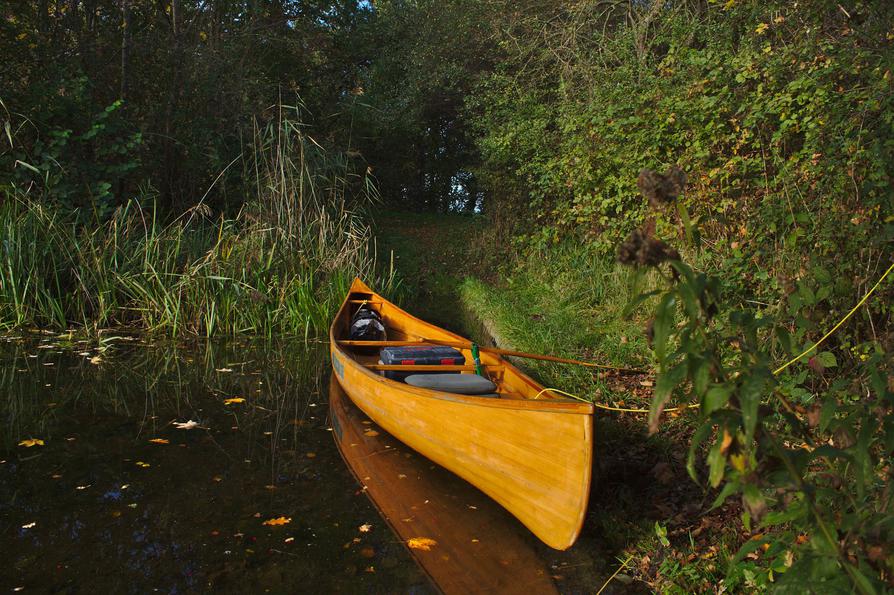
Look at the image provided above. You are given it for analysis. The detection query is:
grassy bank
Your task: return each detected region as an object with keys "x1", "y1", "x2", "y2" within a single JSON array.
[{"x1": 0, "y1": 117, "x2": 392, "y2": 337}]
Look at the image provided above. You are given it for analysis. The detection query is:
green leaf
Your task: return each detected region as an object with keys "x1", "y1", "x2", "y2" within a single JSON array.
[
  {"x1": 687, "y1": 420, "x2": 714, "y2": 481},
  {"x1": 652, "y1": 293, "x2": 676, "y2": 361},
  {"x1": 703, "y1": 385, "x2": 732, "y2": 415},
  {"x1": 815, "y1": 351, "x2": 837, "y2": 368},
  {"x1": 654, "y1": 521, "x2": 670, "y2": 547},
  {"x1": 740, "y1": 372, "x2": 768, "y2": 443},
  {"x1": 711, "y1": 480, "x2": 740, "y2": 509},
  {"x1": 649, "y1": 361, "x2": 687, "y2": 434},
  {"x1": 849, "y1": 565, "x2": 880, "y2": 595}
]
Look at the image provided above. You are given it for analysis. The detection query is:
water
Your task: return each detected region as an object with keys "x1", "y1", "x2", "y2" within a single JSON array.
[{"x1": 0, "y1": 334, "x2": 429, "y2": 593}]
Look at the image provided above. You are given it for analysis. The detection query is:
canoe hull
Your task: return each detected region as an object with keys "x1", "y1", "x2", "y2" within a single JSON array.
[{"x1": 330, "y1": 279, "x2": 593, "y2": 550}]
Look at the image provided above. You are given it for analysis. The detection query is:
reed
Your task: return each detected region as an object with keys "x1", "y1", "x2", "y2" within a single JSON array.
[{"x1": 0, "y1": 111, "x2": 392, "y2": 337}]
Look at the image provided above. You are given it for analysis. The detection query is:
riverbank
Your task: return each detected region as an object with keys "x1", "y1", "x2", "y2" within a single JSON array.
[{"x1": 372, "y1": 211, "x2": 749, "y2": 592}]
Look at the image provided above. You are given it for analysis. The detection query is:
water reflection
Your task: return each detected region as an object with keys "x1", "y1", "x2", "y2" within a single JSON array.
[
  {"x1": 329, "y1": 376, "x2": 558, "y2": 595},
  {"x1": 0, "y1": 334, "x2": 427, "y2": 593}
]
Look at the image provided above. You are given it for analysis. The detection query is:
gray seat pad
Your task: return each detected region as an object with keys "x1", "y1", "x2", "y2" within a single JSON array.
[{"x1": 405, "y1": 373, "x2": 498, "y2": 396}]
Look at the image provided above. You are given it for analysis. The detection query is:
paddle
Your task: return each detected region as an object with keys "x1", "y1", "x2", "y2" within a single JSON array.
[{"x1": 336, "y1": 339, "x2": 645, "y2": 374}]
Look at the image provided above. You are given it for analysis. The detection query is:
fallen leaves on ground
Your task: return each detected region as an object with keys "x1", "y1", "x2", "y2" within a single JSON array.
[
  {"x1": 18, "y1": 438, "x2": 44, "y2": 447},
  {"x1": 358, "y1": 523, "x2": 372, "y2": 532},
  {"x1": 263, "y1": 517, "x2": 292, "y2": 526},
  {"x1": 149, "y1": 438, "x2": 169, "y2": 444},
  {"x1": 223, "y1": 397, "x2": 245, "y2": 405},
  {"x1": 173, "y1": 420, "x2": 200, "y2": 430},
  {"x1": 407, "y1": 537, "x2": 437, "y2": 551}
]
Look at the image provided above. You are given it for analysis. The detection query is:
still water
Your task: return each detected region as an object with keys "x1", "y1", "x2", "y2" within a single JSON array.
[{"x1": 0, "y1": 334, "x2": 430, "y2": 593}]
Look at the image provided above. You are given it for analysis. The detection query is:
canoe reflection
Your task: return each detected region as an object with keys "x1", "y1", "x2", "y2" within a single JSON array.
[{"x1": 329, "y1": 376, "x2": 558, "y2": 595}]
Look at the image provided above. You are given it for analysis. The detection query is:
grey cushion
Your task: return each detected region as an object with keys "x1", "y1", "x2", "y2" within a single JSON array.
[{"x1": 405, "y1": 374, "x2": 498, "y2": 396}]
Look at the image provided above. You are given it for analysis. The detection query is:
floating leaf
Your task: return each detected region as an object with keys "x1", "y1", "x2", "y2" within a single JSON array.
[
  {"x1": 18, "y1": 438, "x2": 44, "y2": 447},
  {"x1": 223, "y1": 397, "x2": 245, "y2": 405},
  {"x1": 173, "y1": 420, "x2": 200, "y2": 430},
  {"x1": 359, "y1": 523, "x2": 372, "y2": 533},
  {"x1": 407, "y1": 537, "x2": 438, "y2": 551},
  {"x1": 149, "y1": 438, "x2": 169, "y2": 444},
  {"x1": 263, "y1": 517, "x2": 292, "y2": 526}
]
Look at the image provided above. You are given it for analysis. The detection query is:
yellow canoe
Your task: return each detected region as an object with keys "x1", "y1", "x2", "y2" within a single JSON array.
[{"x1": 329, "y1": 278, "x2": 593, "y2": 550}]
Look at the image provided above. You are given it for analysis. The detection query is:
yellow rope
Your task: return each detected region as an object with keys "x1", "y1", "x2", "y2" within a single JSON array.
[
  {"x1": 772, "y1": 261, "x2": 894, "y2": 375},
  {"x1": 595, "y1": 555, "x2": 634, "y2": 595},
  {"x1": 534, "y1": 387, "x2": 698, "y2": 413},
  {"x1": 539, "y1": 261, "x2": 893, "y2": 414}
]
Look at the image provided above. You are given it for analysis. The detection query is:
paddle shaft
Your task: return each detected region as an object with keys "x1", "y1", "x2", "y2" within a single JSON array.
[{"x1": 337, "y1": 339, "x2": 644, "y2": 374}]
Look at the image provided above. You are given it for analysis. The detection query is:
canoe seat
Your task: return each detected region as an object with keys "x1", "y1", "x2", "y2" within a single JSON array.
[{"x1": 405, "y1": 374, "x2": 498, "y2": 396}]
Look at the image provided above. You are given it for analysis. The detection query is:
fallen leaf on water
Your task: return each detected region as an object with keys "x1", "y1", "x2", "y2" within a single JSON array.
[
  {"x1": 149, "y1": 438, "x2": 169, "y2": 444},
  {"x1": 263, "y1": 517, "x2": 292, "y2": 526},
  {"x1": 21, "y1": 522, "x2": 36, "y2": 529},
  {"x1": 358, "y1": 523, "x2": 372, "y2": 533},
  {"x1": 363, "y1": 429, "x2": 379, "y2": 437},
  {"x1": 18, "y1": 438, "x2": 44, "y2": 447},
  {"x1": 407, "y1": 537, "x2": 437, "y2": 551},
  {"x1": 135, "y1": 461, "x2": 150, "y2": 468},
  {"x1": 223, "y1": 397, "x2": 245, "y2": 405},
  {"x1": 173, "y1": 420, "x2": 200, "y2": 430}
]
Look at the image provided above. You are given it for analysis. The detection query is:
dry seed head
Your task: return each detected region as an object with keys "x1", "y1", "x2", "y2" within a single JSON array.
[
  {"x1": 618, "y1": 227, "x2": 680, "y2": 267},
  {"x1": 637, "y1": 166, "x2": 687, "y2": 208}
]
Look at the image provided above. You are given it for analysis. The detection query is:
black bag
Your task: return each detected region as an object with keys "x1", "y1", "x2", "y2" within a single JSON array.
[{"x1": 349, "y1": 305, "x2": 386, "y2": 341}]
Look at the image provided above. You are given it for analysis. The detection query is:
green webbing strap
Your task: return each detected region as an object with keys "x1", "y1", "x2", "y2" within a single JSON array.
[{"x1": 471, "y1": 343, "x2": 483, "y2": 376}]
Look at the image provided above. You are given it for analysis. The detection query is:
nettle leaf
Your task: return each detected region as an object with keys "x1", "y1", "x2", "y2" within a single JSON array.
[{"x1": 815, "y1": 351, "x2": 837, "y2": 368}]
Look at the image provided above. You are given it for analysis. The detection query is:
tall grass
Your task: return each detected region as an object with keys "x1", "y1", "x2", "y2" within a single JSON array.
[{"x1": 0, "y1": 111, "x2": 391, "y2": 337}]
